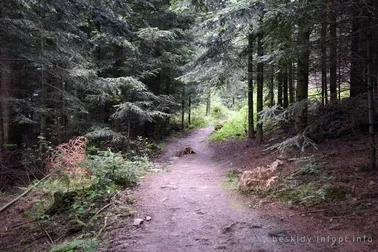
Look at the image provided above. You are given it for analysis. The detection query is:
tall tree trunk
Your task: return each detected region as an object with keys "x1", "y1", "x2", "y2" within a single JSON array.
[
  {"x1": 338, "y1": 55, "x2": 342, "y2": 100},
  {"x1": 283, "y1": 65, "x2": 289, "y2": 108},
  {"x1": 181, "y1": 86, "x2": 185, "y2": 130},
  {"x1": 188, "y1": 96, "x2": 191, "y2": 126},
  {"x1": 367, "y1": 26, "x2": 376, "y2": 170},
  {"x1": 0, "y1": 50, "x2": 11, "y2": 146},
  {"x1": 295, "y1": 9, "x2": 310, "y2": 131},
  {"x1": 277, "y1": 70, "x2": 283, "y2": 106},
  {"x1": 0, "y1": 101, "x2": 3, "y2": 150},
  {"x1": 321, "y1": 21, "x2": 328, "y2": 105},
  {"x1": 58, "y1": 78, "x2": 66, "y2": 143},
  {"x1": 206, "y1": 89, "x2": 211, "y2": 116},
  {"x1": 329, "y1": 6, "x2": 337, "y2": 101},
  {"x1": 269, "y1": 66, "x2": 275, "y2": 107},
  {"x1": 288, "y1": 60, "x2": 294, "y2": 104},
  {"x1": 248, "y1": 33, "x2": 255, "y2": 138},
  {"x1": 256, "y1": 26, "x2": 264, "y2": 143},
  {"x1": 350, "y1": 9, "x2": 366, "y2": 97}
]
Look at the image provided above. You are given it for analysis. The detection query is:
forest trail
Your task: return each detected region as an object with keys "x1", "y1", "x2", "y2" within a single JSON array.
[{"x1": 103, "y1": 127, "x2": 325, "y2": 252}]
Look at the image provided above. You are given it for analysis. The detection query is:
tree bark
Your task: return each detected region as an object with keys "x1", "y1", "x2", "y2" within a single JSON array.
[
  {"x1": 181, "y1": 86, "x2": 185, "y2": 130},
  {"x1": 283, "y1": 65, "x2": 289, "y2": 108},
  {"x1": 295, "y1": 9, "x2": 310, "y2": 132},
  {"x1": 350, "y1": 9, "x2": 366, "y2": 97},
  {"x1": 248, "y1": 33, "x2": 255, "y2": 139},
  {"x1": 0, "y1": 50, "x2": 11, "y2": 146},
  {"x1": 206, "y1": 89, "x2": 211, "y2": 116},
  {"x1": 188, "y1": 96, "x2": 191, "y2": 125},
  {"x1": 277, "y1": 69, "x2": 283, "y2": 106},
  {"x1": 0, "y1": 100, "x2": 3, "y2": 150},
  {"x1": 256, "y1": 26, "x2": 264, "y2": 144},
  {"x1": 321, "y1": 21, "x2": 328, "y2": 105},
  {"x1": 329, "y1": 6, "x2": 337, "y2": 101},
  {"x1": 367, "y1": 26, "x2": 376, "y2": 170},
  {"x1": 288, "y1": 60, "x2": 294, "y2": 104},
  {"x1": 269, "y1": 66, "x2": 275, "y2": 107}
]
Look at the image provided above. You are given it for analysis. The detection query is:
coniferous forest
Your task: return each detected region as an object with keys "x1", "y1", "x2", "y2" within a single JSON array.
[{"x1": 1, "y1": 0, "x2": 378, "y2": 251}]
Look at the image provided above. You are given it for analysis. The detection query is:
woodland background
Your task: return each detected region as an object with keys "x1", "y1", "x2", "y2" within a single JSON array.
[{"x1": 1, "y1": 0, "x2": 378, "y2": 250}]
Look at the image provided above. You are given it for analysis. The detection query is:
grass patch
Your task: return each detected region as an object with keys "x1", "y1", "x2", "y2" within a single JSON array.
[
  {"x1": 221, "y1": 169, "x2": 242, "y2": 190},
  {"x1": 210, "y1": 106, "x2": 248, "y2": 142},
  {"x1": 275, "y1": 184, "x2": 324, "y2": 205},
  {"x1": 308, "y1": 85, "x2": 350, "y2": 101},
  {"x1": 188, "y1": 115, "x2": 213, "y2": 129}
]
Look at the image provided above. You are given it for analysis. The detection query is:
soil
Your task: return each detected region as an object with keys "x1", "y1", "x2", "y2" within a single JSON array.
[{"x1": 100, "y1": 127, "x2": 378, "y2": 252}]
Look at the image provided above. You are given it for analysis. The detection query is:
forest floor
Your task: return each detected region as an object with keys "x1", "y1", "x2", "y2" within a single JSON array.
[
  {"x1": 100, "y1": 126, "x2": 378, "y2": 252},
  {"x1": 1, "y1": 126, "x2": 377, "y2": 251}
]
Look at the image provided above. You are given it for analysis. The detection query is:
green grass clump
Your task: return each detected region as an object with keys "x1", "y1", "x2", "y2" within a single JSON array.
[
  {"x1": 210, "y1": 106, "x2": 248, "y2": 142},
  {"x1": 189, "y1": 115, "x2": 212, "y2": 129},
  {"x1": 221, "y1": 169, "x2": 243, "y2": 190},
  {"x1": 50, "y1": 238, "x2": 98, "y2": 252}
]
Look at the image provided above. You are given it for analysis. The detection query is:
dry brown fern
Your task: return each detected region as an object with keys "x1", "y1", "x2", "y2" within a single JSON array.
[{"x1": 45, "y1": 136, "x2": 90, "y2": 180}]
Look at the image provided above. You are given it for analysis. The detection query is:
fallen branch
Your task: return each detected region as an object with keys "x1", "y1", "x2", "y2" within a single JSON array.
[
  {"x1": 97, "y1": 216, "x2": 108, "y2": 237},
  {"x1": 38, "y1": 221, "x2": 54, "y2": 244},
  {"x1": 0, "y1": 173, "x2": 52, "y2": 213},
  {"x1": 95, "y1": 203, "x2": 113, "y2": 216}
]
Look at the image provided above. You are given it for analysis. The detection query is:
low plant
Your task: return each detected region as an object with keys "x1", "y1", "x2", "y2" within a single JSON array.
[
  {"x1": 49, "y1": 238, "x2": 98, "y2": 252},
  {"x1": 222, "y1": 169, "x2": 243, "y2": 190},
  {"x1": 210, "y1": 106, "x2": 248, "y2": 142},
  {"x1": 25, "y1": 146, "x2": 152, "y2": 251},
  {"x1": 89, "y1": 150, "x2": 151, "y2": 188},
  {"x1": 211, "y1": 104, "x2": 229, "y2": 119}
]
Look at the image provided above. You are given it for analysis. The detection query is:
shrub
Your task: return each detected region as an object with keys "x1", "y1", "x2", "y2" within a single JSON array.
[{"x1": 89, "y1": 151, "x2": 151, "y2": 188}]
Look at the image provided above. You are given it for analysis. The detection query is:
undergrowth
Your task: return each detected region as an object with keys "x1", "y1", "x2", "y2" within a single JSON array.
[
  {"x1": 24, "y1": 143, "x2": 152, "y2": 251},
  {"x1": 210, "y1": 106, "x2": 248, "y2": 142},
  {"x1": 244, "y1": 158, "x2": 350, "y2": 206},
  {"x1": 221, "y1": 169, "x2": 242, "y2": 190}
]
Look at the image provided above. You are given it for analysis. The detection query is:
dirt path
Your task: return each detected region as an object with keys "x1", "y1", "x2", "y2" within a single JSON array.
[{"x1": 103, "y1": 127, "x2": 327, "y2": 252}]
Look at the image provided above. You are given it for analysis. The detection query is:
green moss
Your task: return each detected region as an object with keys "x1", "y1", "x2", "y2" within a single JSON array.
[{"x1": 275, "y1": 184, "x2": 323, "y2": 205}]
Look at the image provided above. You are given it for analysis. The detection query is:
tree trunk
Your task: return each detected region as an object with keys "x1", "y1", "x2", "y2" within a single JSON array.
[
  {"x1": 248, "y1": 33, "x2": 255, "y2": 139},
  {"x1": 295, "y1": 10, "x2": 310, "y2": 131},
  {"x1": 269, "y1": 66, "x2": 275, "y2": 107},
  {"x1": 59, "y1": 78, "x2": 66, "y2": 143},
  {"x1": 338, "y1": 56, "x2": 342, "y2": 100},
  {"x1": 181, "y1": 86, "x2": 185, "y2": 130},
  {"x1": 283, "y1": 65, "x2": 289, "y2": 108},
  {"x1": 288, "y1": 60, "x2": 294, "y2": 104},
  {"x1": 321, "y1": 21, "x2": 328, "y2": 105},
  {"x1": 350, "y1": 10, "x2": 366, "y2": 97},
  {"x1": 256, "y1": 26, "x2": 264, "y2": 144},
  {"x1": 329, "y1": 7, "x2": 337, "y2": 101},
  {"x1": 188, "y1": 96, "x2": 191, "y2": 126},
  {"x1": 206, "y1": 89, "x2": 211, "y2": 116},
  {"x1": 277, "y1": 69, "x2": 283, "y2": 106},
  {"x1": 0, "y1": 50, "x2": 11, "y2": 146},
  {"x1": 0, "y1": 100, "x2": 3, "y2": 150},
  {"x1": 367, "y1": 27, "x2": 376, "y2": 170}
]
